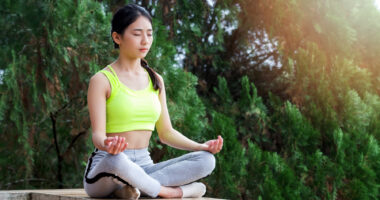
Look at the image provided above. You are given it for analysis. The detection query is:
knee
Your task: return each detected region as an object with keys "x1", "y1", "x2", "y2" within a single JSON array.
[
  {"x1": 104, "y1": 153, "x2": 132, "y2": 173},
  {"x1": 198, "y1": 151, "x2": 216, "y2": 175}
]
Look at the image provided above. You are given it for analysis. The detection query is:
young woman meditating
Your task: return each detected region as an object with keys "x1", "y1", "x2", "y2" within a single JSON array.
[{"x1": 83, "y1": 3, "x2": 223, "y2": 199}]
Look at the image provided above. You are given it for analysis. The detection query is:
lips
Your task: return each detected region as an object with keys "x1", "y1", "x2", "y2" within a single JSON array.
[{"x1": 140, "y1": 48, "x2": 148, "y2": 51}]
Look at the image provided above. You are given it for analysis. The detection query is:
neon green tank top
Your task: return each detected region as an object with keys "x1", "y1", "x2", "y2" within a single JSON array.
[{"x1": 98, "y1": 65, "x2": 161, "y2": 133}]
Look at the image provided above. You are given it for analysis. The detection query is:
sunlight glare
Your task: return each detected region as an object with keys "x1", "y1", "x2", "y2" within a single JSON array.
[{"x1": 375, "y1": 0, "x2": 380, "y2": 10}]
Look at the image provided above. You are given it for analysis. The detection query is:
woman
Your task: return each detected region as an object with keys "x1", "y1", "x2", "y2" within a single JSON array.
[{"x1": 83, "y1": 3, "x2": 223, "y2": 199}]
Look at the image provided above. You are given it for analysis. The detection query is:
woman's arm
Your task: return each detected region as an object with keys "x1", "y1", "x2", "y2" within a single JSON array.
[
  {"x1": 87, "y1": 73, "x2": 110, "y2": 152},
  {"x1": 154, "y1": 73, "x2": 203, "y2": 152},
  {"x1": 160, "y1": 129, "x2": 203, "y2": 151}
]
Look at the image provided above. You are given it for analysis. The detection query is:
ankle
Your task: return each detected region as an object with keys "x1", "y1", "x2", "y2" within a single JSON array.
[
  {"x1": 158, "y1": 186, "x2": 183, "y2": 198},
  {"x1": 178, "y1": 186, "x2": 184, "y2": 197}
]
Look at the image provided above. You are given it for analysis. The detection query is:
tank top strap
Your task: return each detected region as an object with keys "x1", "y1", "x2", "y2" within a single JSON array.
[
  {"x1": 107, "y1": 65, "x2": 118, "y2": 78},
  {"x1": 107, "y1": 65, "x2": 123, "y2": 86},
  {"x1": 99, "y1": 69, "x2": 119, "y2": 91}
]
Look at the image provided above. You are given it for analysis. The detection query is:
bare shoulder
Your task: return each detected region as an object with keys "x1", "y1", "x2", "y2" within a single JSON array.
[
  {"x1": 90, "y1": 71, "x2": 109, "y2": 85},
  {"x1": 88, "y1": 71, "x2": 110, "y2": 95}
]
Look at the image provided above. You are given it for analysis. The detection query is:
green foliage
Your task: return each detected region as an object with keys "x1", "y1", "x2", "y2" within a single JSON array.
[
  {"x1": 206, "y1": 111, "x2": 247, "y2": 199},
  {"x1": 332, "y1": 128, "x2": 380, "y2": 199},
  {"x1": 245, "y1": 140, "x2": 315, "y2": 200},
  {"x1": 1, "y1": 0, "x2": 114, "y2": 189},
  {"x1": 278, "y1": 100, "x2": 321, "y2": 154},
  {"x1": 1, "y1": 0, "x2": 380, "y2": 199},
  {"x1": 363, "y1": 92, "x2": 380, "y2": 140},
  {"x1": 341, "y1": 89, "x2": 372, "y2": 133}
]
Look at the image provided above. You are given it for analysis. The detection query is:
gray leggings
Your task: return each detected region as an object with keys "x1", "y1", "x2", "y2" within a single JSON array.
[{"x1": 82, "y1": 147, "x2": 216, "y2": 198}]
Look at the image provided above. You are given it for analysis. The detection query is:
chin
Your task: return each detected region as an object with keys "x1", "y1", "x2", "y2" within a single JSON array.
[{"x1": 138, "y1": 53, "x2": 148, "y2": 58}]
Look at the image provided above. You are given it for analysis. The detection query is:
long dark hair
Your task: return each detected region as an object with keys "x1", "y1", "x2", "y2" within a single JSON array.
[{"x1": 111, "y1": 3, "x2": 161, "y2": 94}]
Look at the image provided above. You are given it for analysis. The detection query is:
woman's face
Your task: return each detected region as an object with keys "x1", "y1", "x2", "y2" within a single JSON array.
[{"x1": 113, "y1": 16, "x2": 153, "y2": 59}]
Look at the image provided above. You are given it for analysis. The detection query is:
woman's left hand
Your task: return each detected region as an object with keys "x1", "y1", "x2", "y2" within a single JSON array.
[{"x1": 199, "y1": 135, "x2": 223, "y2": 154}]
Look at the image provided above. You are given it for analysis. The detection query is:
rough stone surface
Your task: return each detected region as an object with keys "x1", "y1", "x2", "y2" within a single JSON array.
[{"x1": 0, "y1": 188, "x2": 227, "y2": 200}]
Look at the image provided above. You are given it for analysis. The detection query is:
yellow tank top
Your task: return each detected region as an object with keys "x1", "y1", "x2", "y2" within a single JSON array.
[{"x1": 98, "y1": 65, "x2": 161, "y2": 133}]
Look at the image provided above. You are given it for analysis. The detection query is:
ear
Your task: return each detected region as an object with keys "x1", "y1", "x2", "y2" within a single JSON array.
[{"x1": 112, "y1": 31, "x2": 122, "y2": 46}]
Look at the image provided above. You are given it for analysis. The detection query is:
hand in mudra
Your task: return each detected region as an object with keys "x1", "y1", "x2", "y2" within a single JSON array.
[
  {"x1": 104, "y1": 136, "x2": 128, "y2": 155},
  {"x1": 200, "y1": 135, "x2": 223, "y2": 154}
]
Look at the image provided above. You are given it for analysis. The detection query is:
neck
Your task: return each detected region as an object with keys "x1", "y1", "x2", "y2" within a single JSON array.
[{"x1": 113, "y1": 55, "x2": 144, "y2": 73}]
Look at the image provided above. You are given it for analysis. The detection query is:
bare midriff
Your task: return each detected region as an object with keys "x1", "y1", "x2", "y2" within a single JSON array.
[{"x1": 106, "y1": 130, "x2": 152, "y2": 149}]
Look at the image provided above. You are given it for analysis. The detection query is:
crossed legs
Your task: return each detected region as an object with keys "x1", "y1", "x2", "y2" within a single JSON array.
[
  {"x1": 143, "y1": 150, "x2": 216, "y2": 197},
  {"x1": 83, "y1": 148, "x2": 216, "y2": 198},
  {"x1": 145, "y1": 150, "x2": 216, "y2": 186}
]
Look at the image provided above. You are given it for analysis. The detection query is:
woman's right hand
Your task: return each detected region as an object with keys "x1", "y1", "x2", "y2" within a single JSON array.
[{"x1": 103, "y1": 136, "x2": 128, "y2": 155}]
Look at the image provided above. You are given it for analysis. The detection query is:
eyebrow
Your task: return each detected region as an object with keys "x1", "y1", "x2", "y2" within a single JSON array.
[{"x1": 132, "y1": 28, "x2": 153, "y2": 31}]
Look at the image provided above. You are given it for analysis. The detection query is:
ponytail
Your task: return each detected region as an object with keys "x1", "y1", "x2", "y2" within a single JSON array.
[{"x1": 141, "y1": 58, "x2": 161, "y2": 94}]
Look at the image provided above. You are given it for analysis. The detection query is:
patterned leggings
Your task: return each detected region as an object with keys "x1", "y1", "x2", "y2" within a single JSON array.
[{"x1": 82, "y1": 147, "x2": 216, "y2": 198}]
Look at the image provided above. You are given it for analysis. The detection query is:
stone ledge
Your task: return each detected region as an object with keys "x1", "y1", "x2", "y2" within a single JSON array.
[{"x1": 0, "y1": 188, "x2": 226, "y2": 200}]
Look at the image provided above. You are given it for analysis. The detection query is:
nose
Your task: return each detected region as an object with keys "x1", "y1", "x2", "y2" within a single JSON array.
[{"x1": 141, "y1": 33, "x2": 149, "y2": 45}]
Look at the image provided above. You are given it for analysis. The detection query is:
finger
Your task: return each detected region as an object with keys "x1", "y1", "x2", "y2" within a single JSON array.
[
  {"x1": 104, "y1": 138, "x2": 109, "y2": 145},
  {"x1": 209, "y1": 140, "x2": 214, "y2": 149},
  {"x1": 104, "y1": 137, "x2": 113, "y2": 145},
  {"x1": 108, "y1": 136, "x2": 116, "y2": 154},
  {"x1": 108, "y1": 140, "x2": 116, "y2": 154},
  {"x1": 212, "y1": 140, "x2": 218, "y2": 152},
  {"x1": 118, "y1": 137, "x2": 125, "y2": 153},
  {"x1": 119, "y1": 137, "x2": 126, "y2": 152},
  {"x1": 116, "y1": 136, "x2": 122, "y2": 153},
  {"x1": 108, "y1": 136, "x2": 117, "y2": 142},
  {"x1": 106, "y1": 141, "x2": 113, "y2": 149},
  {"x1": 209, "y1": 140, "x2": 217, "y2": 150},
  {"x1": 218, "y1": 137, "x2": 223, "y2": 151},
  {"x1": 112, "y1": 135, "x2": 119, "y2": 154},
  {"x1": 216, "y1": 140, "x2": 220, "y2": 151},
  {"x1": 108, "y1": 138, "x2": 117, "y2": 148}
]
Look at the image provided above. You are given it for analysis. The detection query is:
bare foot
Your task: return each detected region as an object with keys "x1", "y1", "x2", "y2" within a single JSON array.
[{"x1": 157, "y1": 185, "x2": 183, "y2": 198}]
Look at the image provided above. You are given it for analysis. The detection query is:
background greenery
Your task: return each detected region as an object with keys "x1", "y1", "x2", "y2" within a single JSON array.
[{"x1": 1, "y1": 0, "x2": 379, "y2": 199}]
